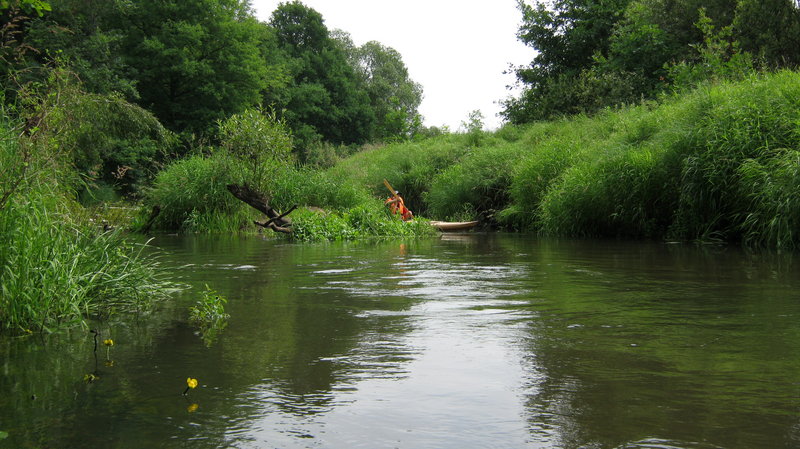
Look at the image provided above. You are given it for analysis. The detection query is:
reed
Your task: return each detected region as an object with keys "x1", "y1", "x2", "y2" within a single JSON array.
[
  {"x1": 425, "y1": 143, "x2": 520, "y2": 221},
  {"x1": 0, "y1": 166, "x2": 166, "y2": 333}
]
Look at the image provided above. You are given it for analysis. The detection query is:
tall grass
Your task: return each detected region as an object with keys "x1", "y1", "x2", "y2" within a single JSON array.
[
  {"x1": 670, "y1": 72, "x2": 800, "y2": 244},
  {"x1": 326, "y1": 70, "x2": 800, "y2": 248},
  {"x1": 290, "y1": 203, "x2": 437, "y2": 242},
  {"x1": 140, "y1": 152, "x2": 434, "y2": 240},
  {"x1": 0, "y1": 119, "x2": 167, "y2": 333},
  {"x1": 326, "y1": 134, "x2": 475, "y2": 216},
  {"x1": 138, "y1": 154, "x2": 255, "y2": 232}
]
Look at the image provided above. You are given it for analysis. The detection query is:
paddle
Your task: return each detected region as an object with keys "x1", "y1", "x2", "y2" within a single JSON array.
[{"x1": 383, "y1": 179, "x2": 397, "y2": 197}]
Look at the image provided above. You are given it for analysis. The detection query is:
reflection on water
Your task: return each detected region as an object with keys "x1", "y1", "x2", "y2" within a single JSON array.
[{"x1": 1, "y1": 234, "x2": 799, "y2": 448}]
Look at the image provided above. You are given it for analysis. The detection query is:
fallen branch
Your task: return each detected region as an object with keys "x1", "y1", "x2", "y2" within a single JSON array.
[{"x1": 226, "y1": 183, "x2": 295, "y2": 233}]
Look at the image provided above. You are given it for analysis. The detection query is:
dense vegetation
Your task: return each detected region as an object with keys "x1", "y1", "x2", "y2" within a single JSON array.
[
  {"x1": 332, "y1": 71, "x2": 800, "y2": 248},
  {"x1": 3, "y1": 0, "x2": 800, "y2": 331},
  {"x1": 503, "y1": 0, "x2": 800, "y2": 122},
  {"x1": 0, "y1": 94, "x2": 167, "y2": 333}
]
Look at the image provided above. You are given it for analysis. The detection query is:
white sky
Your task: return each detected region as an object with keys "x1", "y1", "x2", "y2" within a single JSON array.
[{"x1": 249, "y1": 0, "x2": 534, "y2": 130}]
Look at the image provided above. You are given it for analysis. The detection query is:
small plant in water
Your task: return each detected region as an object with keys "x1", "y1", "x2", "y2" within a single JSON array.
[
  {"x1": 183, "y1": 377, "x2": 199, "y2": 396},
  {"x1": 189, "y1": 285, "x2": 230, "y2": 346},
  {"x1": 103, "y1": 338, "x2": 114, "y2": 359}
]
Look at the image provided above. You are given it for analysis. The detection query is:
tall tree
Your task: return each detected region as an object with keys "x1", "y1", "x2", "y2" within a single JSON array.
[
  {"x1": 266, "y1": 1, "x2": 374, "y2": 153},
  {"x1": 23, "y1": 0, "x2": 137, "y2": 99},
  {"x1": 351, "y1": 40, "x2": 423, "y2": 141},
  {"x1": 503, "y1": 0, "x2": 630, "y2": 122},
  {"x1": 119, "y1": 0, "x2": 267, "y2": 134},
  {"x1": 733, "y1": 0, "x2": 800, "y2": 67}
]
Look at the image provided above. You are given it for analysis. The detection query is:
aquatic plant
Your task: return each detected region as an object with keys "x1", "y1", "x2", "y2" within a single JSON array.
[
  {"x1": 103, "y1": 338, "x2": 114, "y2": 359},
  {"x1": 189, "y1": 285, "x2": 230, "y2": 346},
  {"x1": 289, "y1": 203, "x2": 437, "y2": 242},
  {"x1": 183, "y1": 377, "x2": 198, "y2": 396}
]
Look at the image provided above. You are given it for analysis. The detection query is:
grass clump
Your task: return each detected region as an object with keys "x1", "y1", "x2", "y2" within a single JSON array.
[
  {"x1": 0, "y1": 117, "x2": 167, "y2": 333},
  {"x1": 290, "y1": 203, "x2": 436, "y2": 242},
  {"x1": 323, "y1": 70, "x2": 800, "y2": 248},
  {"x1": 189, "y1": 285, "x2": 230, "y2": 346},
  {"x1": 138, "y1": 154, "x2": 254, "y2": 232}
]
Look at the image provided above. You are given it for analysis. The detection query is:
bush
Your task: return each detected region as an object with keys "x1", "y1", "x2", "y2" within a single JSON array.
[
  {"x1": 140, "y1": 154, "x2": 253, "y2": 232},
  {"x1": 290, "y1": 203, "x2": 436, "y2": 242},
  {"x1": 0, "y1": 118, "x2": 166, "y2": 332}
]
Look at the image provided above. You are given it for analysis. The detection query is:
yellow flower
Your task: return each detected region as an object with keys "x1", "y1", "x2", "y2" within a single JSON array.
[
  {"x1": 187, "y1": 403, "x2": 199, "y2": 413},
  {"x1": 187, "y1": 378, "x2": 198, "y2": 389},
  {"x1": 103, "y1": 339, "x2": 114, "y2": 346}
]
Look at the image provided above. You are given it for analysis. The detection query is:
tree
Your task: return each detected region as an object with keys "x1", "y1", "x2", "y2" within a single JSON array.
[
  {"x1": 350, "y1": 40, "x2": 423, "y2": 141},
  {"x1": 23, "y1": 0, "x2": 138, "y2": 99},
  {"x1": 733, "y1": 0, "x2": 800, "y2": 68},
  {"x1": 119, "y1": 0, "x2": 267, "y2": 134},
  {"x1": 503, "y1": 0, "x2": 630, "y2": 122},
  {"x1": 266, "y1": 1, "x2": 374, "y2": 155}
]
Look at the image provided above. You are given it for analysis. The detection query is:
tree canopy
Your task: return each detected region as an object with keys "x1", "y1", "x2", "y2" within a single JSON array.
[
  {"x1": 503, "y1": 0, "x2": 800, "y2": 123},
  {"x1": 2, "y1": 0, "x2": 424, "y2": 156}
]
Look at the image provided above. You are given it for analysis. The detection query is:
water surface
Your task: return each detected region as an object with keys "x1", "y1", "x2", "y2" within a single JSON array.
[{"x1": 2, "y1": 234, "x2": 799, "y2": 448}]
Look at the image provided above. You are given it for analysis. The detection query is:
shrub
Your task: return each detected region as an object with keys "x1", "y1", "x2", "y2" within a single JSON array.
[
  {"x1": 140, "y1": 154, "x2": 253, "y2": 232},
  {"x1": 0, "y1": 139, "x2": 166, "y2": 332}
]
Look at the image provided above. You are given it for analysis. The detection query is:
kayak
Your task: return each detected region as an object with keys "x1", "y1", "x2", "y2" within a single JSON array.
[{"x1": 429, "y1": 220, "x2": 479, "y2": 231}]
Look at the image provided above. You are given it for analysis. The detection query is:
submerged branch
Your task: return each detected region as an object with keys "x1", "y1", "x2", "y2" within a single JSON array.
[{"x1": 226, "y1": 183, "x2": 295, "y2": 234}]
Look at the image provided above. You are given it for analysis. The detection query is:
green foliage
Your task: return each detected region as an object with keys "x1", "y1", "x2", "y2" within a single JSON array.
[
  {"x1": 24, "y1": 0, "x2": 137, "y2": 99},
  {"x1": 0, "y1": 0, "x2": 51, "y2": 16},
  {"x1": 189, "y1": 284, "x2": 230, "y2": 346},
  {"x1": 290, "y1": 203, "x2": 436, "y2": 242},
  {"x1": 666, "y1": 8, "x2": 756, "y2": 91},
  {"x1": 733, "y1": 0, "x2": 800, "y2": 68},
  {"x1": 267, "y1": 1, "x2": 375, "y2": 153},
  {"x1": 268, "y1": 164, "x2": 372, "y2": 212},
  {"x1": 326, "y1": 134, "x2": 476, "y2": 216},
  {"x1": 346, "y1": 38, "x2": 423, "y2": 141},
  {"x1": 140, "y1": 154, "x2": 253, "y2": 232},
  {"x1": 669, "y1": 72, "x2": 800, "y2": 244},
  {"x1": 216, "y1": 106, "x2": 293, "y2": 186},
  {"x1": 323, "y1": 70, "x2": 800, "y2": 248},
  {"x1": 20, "y1": 68, "x2": 176, "y2": 196},
  {"x1": 460, "y1": 109, "x2": 485, "y2": 148},
  {"x1": 119, "y1": 0, "x2": 268, "y2": 133},
  {"x1": 425, "y1": 143, "x2": 517, "y2": 221},
  {"x1": 505, "y1": 0, "x2": 798, "y2": 123},
  {"x1": 0, "y1": 117, "x2": 167, "y2": 332}
]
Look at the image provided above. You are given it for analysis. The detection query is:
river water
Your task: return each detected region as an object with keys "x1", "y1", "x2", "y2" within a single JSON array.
[{"x1": 1, "y1": 234, "x2": 799, "y2": 448}]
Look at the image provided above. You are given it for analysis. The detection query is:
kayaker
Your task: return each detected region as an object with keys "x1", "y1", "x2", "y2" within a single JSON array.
[{"x1": 385, "y1": 191, "x2": 414, "y2": 221}]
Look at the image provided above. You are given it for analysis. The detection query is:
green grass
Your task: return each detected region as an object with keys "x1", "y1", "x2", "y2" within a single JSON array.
[
  {"x1": 325, "y1": 70, "x2": 800, "y2": 248},
  {"x1": 137, "y1": 154, "x2": 255, "y2": 232},
  {"x1": 0, "y1": 148, "x2": 167, "y2": 333},
  {"x1": 290, "y1": 202, "x2": 437, "y2": 242},
  {"x1": 137, "y1": 70, "x2": 800, "y2": 248}
]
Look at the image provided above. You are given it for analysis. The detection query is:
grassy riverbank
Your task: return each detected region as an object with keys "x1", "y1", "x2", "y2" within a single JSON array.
[
  {"x1": 140, "y1": 71, "x2": 800, "y2": 247},
  {"x1": 0, "y1": 117, "x2": 167, "y2": 333},
  {"x1": 327, "y1": 71, "x2": 800, "y2": 248}
]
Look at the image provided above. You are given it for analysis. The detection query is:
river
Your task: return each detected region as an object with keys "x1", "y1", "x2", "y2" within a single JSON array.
[{"x1": 1, "y1": 234, "x2": 799, "y2": 448}]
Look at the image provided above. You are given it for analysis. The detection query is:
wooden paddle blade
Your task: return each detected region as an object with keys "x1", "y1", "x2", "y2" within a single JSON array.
[{"x1": 383, "y1": 179, "x2": 396, "y2": 195}]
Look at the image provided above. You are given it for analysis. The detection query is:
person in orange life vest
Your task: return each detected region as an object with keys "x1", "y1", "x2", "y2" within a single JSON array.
[{"x1": 385, "y1": 191, "x2": 413, "y2": 221}]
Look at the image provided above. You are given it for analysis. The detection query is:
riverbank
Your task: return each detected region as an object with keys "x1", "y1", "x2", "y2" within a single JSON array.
[
  {"x1": 326, "y1": 70, "x2": 800, "y2": 248},
  {"x1": 0, "y1": 117, "x2": 169, "y2": 333},
  {"x1": 141, "y1": 71, "x2": 800, "y2": 247}
]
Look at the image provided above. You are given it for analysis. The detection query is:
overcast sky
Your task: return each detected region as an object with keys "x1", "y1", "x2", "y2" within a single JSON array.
[{"x1": 249, "y1": 0, "x2": 534, "y2": 130}]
